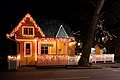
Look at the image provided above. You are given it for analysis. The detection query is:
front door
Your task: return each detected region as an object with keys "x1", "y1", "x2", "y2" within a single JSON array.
[{"x1": 22, "y1": 42, "x2": 35, "y2": 65}]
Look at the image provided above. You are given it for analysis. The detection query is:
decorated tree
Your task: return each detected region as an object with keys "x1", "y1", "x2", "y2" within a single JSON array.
[{"x1": 95, "y1": 20, "x2": 117, "y2": 44}]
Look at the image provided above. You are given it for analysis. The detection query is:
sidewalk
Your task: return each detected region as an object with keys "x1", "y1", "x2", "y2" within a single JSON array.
[
  {"x1": 93, "y1": 62, "x2": 120, "y2": 68},
  {"x1": 9, "y1": 63, "x2": 120, "y2": 72},
  {"x1": 66, "y1": 62, "x2": 120, "y2": 69},
  {"x1": 18, "y1": 66, "x2": 38, "y2": 72},
  {"x1": 17, "y1": 65, "x2": 101, "y2": 71}
]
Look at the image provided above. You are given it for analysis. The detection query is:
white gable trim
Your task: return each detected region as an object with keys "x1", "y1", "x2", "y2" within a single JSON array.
[
  {"x1": 8, "y1": 13, "x2": 45, "y2": 38},
  {"x1": 56, "y1": 25, "x2": 69, "y2": 38}
]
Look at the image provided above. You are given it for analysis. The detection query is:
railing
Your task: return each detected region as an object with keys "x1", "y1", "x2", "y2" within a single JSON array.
[
  {"x1": 36, "y1": 54, "x2": 68, "y2": 66},
  {"x1": 89, "y1": 54, "x2": 115, "y2": 63},
  {"x1": 36, "y1": 53, "x2": 114, "y2": 66},
  {"x1": 36, "y1": 54, "x2": 82, "y2": 66},
  {"x1": 68, "y1": 55, "x2": 81, "y2": 65}
]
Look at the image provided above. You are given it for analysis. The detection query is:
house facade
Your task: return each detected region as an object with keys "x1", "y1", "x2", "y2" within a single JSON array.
[{"x1": 6, "y1": 13, "x2": 76, "y2": 66}]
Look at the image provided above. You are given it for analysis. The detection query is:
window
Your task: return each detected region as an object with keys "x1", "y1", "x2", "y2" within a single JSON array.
[
  {"x1": 41, "y1": 47, "x2": 48, "y2": 54},
  {"x1": 24, "y1": 42, "x2": 32, "y2": 57},
  {"x1": 24, "y1": 28, "x2": 28, "y2": 35},
  {"x1": 26, "y1": 43, "x2": 31, "y2": 55},
  {"x1": 38, "y1": 43, "x2": 51, "y2": 54},
  {"x1": 22, "y1": 26, "x2": 34, "y2": 36},
  {"x1": 24, "y1": 28, "x2": 33, "y2": 35},
  {"x1": 29, "y1": 28, "x2": 33, "y2": 35}
]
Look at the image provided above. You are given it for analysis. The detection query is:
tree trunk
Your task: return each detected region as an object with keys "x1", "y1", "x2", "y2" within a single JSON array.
[{"x1": 78, "y1": 0, "x2": 105, "y2": 66}]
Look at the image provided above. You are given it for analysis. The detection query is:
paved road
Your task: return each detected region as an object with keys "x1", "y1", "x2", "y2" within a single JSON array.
[{"x1": 1, "y1": 66, "x2": 120, "y2": 80}]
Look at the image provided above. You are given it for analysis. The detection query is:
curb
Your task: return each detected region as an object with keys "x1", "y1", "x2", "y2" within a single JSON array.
[
  {"x1": 66, "y1": 67, "x2": 102, "y2": 69},
  {"x1": 66, "y1": 65, "x2": 102, "y2": 69}
]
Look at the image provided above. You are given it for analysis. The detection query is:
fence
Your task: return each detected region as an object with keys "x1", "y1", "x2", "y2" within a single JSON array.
[
  {"x1": 89, "y1": 54, "x2": 114, "y2": 63},
  {"x1": 7, "y1": 55, "x2": 19, "y2": 70}
]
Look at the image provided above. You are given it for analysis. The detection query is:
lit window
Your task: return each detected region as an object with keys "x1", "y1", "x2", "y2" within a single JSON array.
[
  {"x1": 41, "y1": 47, "x2": 48, "y2": 54},
  {"x1": 23, "y1": 27, "x2": 33, "y2": 35},
  {"x1": 29, "y1": 28, "x2": 33, "y2": 35},
  {"x1": 26, "y1": 43, "x2": 31, "y2": 55},
  {"x1": 24, "y1": 28, "x2": 28, "y2": 35},
  {"x1": 24, "y1": 42, "x2": 32, "y2": 57}
]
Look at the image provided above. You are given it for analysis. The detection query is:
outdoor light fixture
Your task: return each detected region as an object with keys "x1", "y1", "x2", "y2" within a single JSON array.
[
  {"x1": 17, "y1": 54, "x2": 20, "y2": 60},
  {"x1": 78, "y1": 42, "x2": 80, "y2": 46}
]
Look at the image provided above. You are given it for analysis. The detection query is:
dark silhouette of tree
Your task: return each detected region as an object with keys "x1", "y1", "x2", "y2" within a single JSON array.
[{"x1": 78, "y1": 0, "x2": 105, "y2": 66}]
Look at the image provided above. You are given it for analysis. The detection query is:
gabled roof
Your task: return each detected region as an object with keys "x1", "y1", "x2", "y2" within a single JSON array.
[
  {"x1": 56, "y1": 25, "x2": 69, "y2": 38},
  {"x1": 37, "y1": 20, "x2": 74, "y2": 37},
  {"x1": 7, "y1": 13, "x2": 45, "y2": 38},
  {"x1": 7, "y1": 13, "x2": 74, "y2": 38}
]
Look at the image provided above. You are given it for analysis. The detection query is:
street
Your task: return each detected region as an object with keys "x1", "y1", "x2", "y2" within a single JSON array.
[{"x1": 1, "y1": 66, "x2": 120, "y2": 80}]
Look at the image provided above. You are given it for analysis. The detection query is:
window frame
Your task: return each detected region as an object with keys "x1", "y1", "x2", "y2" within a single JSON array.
[
  {"x1": 41, "y1": 46, "x2": 48, "y2": 54},
  {"x1": 22, "y1": 26, "x2": 34, "y2": 36},
  {"x1": 24, "y1": 42, "x2": 32, "y2": 57},
  {"x1": 38, "y1": 42, "x2": 51, "y2": 54}
]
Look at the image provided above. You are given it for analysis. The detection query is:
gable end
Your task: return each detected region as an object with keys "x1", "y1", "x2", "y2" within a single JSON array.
[{"x1": 7, "y1": 13, "x2": 45, "y2": 39}]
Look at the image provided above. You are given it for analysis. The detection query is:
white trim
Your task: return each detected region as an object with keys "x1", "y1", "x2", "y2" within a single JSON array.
[
  {"x1": 24, "y1": 42, "x2": 32, "y2": 57},
  {"x1": 22, "y1": 26, "x2": 35, "y2": 36},
  {"x1": 56, "y1": 25, "x2": 69, "y2": 38},
  {"x1": 38, "y1": 42, "x2": 51, "y2": 54},
  {"x1": 16, "y1": 39, "x2": 35, "y2": 41}
]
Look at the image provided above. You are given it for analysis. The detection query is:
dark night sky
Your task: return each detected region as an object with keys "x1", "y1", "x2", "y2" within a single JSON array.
[
  {"x1": 0, "y1": 0, "x2": 120, "y2": 57},
  {"x1": 0, "y1": 0, "x2": 93, "y2": 37},
  {"x1": 0, "y1": 0, "x2": 120, "y2": 42},
  {"x1": 0, "y1": 1, "x2": 93, "y2": 27}
]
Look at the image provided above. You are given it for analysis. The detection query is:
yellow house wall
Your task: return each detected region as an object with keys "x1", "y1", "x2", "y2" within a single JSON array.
[
  {"x1": 68, "y1": 47, "x2": 75, "y2": 56},
  {"x1": 50, "y1": 41, "x2": 56, "y2": 54},
  {"x1": 19, "y1": 38, "x2": 76, "y2": 66},
  {"x1": 68, "y1": 42, "x2": 76, "y2": 56},
  {"x1": 57, "y1": 42, "x2": 67, "y2": 54}
]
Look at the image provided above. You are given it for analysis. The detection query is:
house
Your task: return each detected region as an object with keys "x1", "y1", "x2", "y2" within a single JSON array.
[{"x1": 6, "y1": 13, "x2": 77, "y2": 66}]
